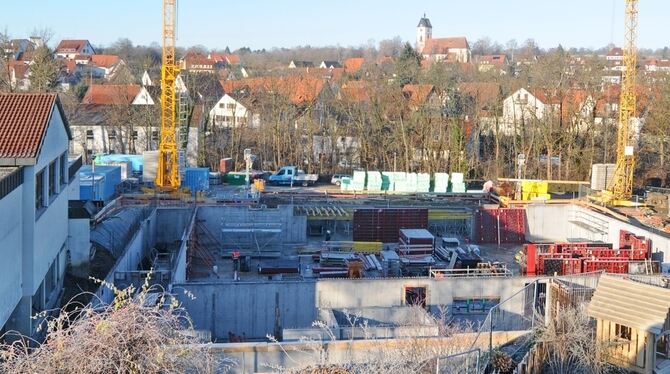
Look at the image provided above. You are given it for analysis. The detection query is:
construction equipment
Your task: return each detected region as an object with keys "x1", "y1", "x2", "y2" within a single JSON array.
[
  {"x1": 603, "y1": 0, "x2": 638, "y2": 205},
  {"x1": 155, "y1": 0, "x2": 180, "y2": 190}
]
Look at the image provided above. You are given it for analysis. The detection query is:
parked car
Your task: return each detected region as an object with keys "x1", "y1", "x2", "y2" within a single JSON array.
[
  {"x1": 330, "y1": 174, "x2": 351, "y2": 186},
  {"x1": 268, "y1": 166, "x2": 318, "y2": 186}
]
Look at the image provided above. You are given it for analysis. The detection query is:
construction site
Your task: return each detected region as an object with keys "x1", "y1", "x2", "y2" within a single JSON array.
[{"x1": 3, "y1": 0, "x2": 670, "y2": 373}]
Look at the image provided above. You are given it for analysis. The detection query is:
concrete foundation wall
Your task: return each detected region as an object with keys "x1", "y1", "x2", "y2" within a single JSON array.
[
  {"x1": 196, "y1": 205, "x2": 307, "y2": 247},
  {"x1": 176, "y1": 281, "x2": 317, "y2": 341},
  {"x1": 68, "y1": 218, "x2": 90, "y2": 275},
  {"x1": 95, "y1": 210, "x2": 157, "y2": 304},
  {"x1": 176, "y1": 276, "x2": 535, "y2": 341},
  {"x1": 155, "y1": 208, "x2": 194, "y2": 244}
]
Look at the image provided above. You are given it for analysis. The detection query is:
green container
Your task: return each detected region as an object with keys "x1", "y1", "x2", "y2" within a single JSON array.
[{"x1": 225, "y1": 172, "x2": 247, "y2": 185}]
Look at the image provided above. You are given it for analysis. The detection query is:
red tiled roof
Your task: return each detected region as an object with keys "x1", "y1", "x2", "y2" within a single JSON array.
[
  {"x1": 82, "y1": 85, "x2": 142, "y2": 105},
  {"x1": 608, "y1": 47, "x2": 623, "y2": 57},
  {"x1": 377, "y1": 56, "x2": 394, "y2": 65},
  {"x1": 477, "y1": 55, "x2": 507, "y2": 66},
  {"x1": 220, "y1": 76, "x2": 326, "y2": 105},
  {"x1": 209, "y1": 53, "x2": 240, "y2": 65},
  {"x1": 55, "y1": 39, "x2": 91, "y2": 54},
  {"x1": 0, "y1": 93, "x2": 69, "y2": 160},
  {"x1": 422, "y1": 37, "x2": 469, "y2": 55},
  {"x1": 344, "y1": 57, "x2": 365, "y2": 73},
  {"x1": 402, "y1": 84, "x2": 435, "y2": 106},
  {"x1": 458, "y1": 82, "x2": 501, "y2": 107},
  {"x1": 9, "y1": 61, "x2": 29, "y2": 78},
  {"x1": 339, "y1": 80, "x2": 371, "y2": 103},
  {"x1": 90, "y1": 55, "x2": 121, "y2": 68}
]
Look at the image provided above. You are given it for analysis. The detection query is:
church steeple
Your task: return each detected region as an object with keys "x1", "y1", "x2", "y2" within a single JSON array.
[{"x1": 416, "y1": 13, "x2": 432, "y2": 53}]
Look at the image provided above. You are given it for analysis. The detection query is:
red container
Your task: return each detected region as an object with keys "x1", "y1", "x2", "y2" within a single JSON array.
[{"x1": 219, "y1": 158, "x2": 234, "y2": 173}]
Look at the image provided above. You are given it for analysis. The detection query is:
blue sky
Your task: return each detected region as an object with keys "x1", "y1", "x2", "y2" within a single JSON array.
[{"x1": 2, "y1": 0, "x2": 667, "y2": 50}]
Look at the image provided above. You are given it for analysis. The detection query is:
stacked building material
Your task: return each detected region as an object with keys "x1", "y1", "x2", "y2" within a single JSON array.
[
  {"x1": 524, "y1": 231, "x2": 656, "y2": 276},
  {"x1": 405, "y1": 172, "x2": 418, "y2": 193},
  {"x1": 450, "y1": 172, "x2": 466, "y2": 193},
  {"x1": 398, "y1": 229, "x2": 434, "y2": 256},
  {"x1": 474, "y1": 208, "x2": 526, "y2": 244},
  {"x1": 433, "y1": 173, "x2": 449, "y2": 193},
  {"x1": 416, "y1": 173, "x2": 431, "y2": 193},
  {"x1": 591, "y1": 163, "x2": 616, "y2": 191},
  {"x1": 521, "y1": 181, "x2": 550, "y2": 200},
  {"x1": 393, "y1": 172, "x2": 408, "y2": 192},
  {"x1": 142, "y1": 150, "x2": 159, "y2": 183},
  {"x1": 340, "y1": 176, "x2": 352, "y2": 191},
  {"x1": 381, "y1": 172, "x2": 395, "y2": 191},
  {"x1": 351, "y1": 170, "x2": 366, "y2": 191},
  {"x1": 353, "y1": 208, "x2": 429, "y2": 243},
  {"x1": 366, "y1": 171, "x2": 383, "y2": 192}
]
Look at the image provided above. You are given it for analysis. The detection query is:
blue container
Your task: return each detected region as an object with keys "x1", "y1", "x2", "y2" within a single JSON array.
[
  {"x1": 94, "y1": 154, "x2": 144, "y2": 173},
  {"x1": 182, "y1": 167, "x2": 210, "y2": 192},
  {"x1": 79, "y1": 165, "x2": 122, "y2": 201}
]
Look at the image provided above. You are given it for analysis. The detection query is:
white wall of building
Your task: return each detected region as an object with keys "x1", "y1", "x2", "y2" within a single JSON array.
[
  {"x1": 0, "y1": 186, "x2": 24, "y2": 329},
  {"x1": 209, "y1": 94, "x2": 258, "y2": 128}
]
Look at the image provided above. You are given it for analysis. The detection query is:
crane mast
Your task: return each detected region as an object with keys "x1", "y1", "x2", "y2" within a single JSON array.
[
  {"x1": 607, "y1": 0, "x2": 638, "y2": 202},
  {"x1": 155, "y1": 0, "x2": 180, "y2": 190}
]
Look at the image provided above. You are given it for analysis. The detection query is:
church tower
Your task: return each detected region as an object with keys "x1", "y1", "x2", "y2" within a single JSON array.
[{"x1": 416, "y1": 14, "x2": 432, "y2": 54}]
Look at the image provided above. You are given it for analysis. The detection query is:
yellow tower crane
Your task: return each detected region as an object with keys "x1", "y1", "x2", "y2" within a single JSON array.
[
  {"x1": 604, "y1": 0, "x2": 638, "y2": 205},
  {"x1": 155, "y1": 0, "x2": 180, "y2": 190}
]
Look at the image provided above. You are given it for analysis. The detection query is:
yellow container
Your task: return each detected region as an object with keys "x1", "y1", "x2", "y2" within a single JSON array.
[
  {"x1": 536, "y1": 182, "x2": 549, "y2": 194},
  {"x1": 254, "y1": 179, "x2": 266, "y2": 191}
]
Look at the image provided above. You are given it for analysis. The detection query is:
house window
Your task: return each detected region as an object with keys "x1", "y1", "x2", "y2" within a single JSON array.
[
  {"x1": 219, "y1": 103, "x2": 225, "y2": 108},
  {"x1": 35, "y1": 169, "x2": 44, "y2": 210},
  {"x1": 226, "y1": 103, "x2": 236, "y2": 110},
  {"x1": 404, "y1": 286, "x2": 427, "y2": 308},
  {"x1": 86, "y1": 130, "x2": 94, "y2": 140},
  {"x1": 48, "y1": 161, "x2": 56, "y2": 199},
  {"x1": 132, "y1": 130, "x2": 138, "y2": 140},
  {"x1": 615, "y1": 324, "x2": 632, "y2": 340},
  {"x1": 108, "y1": 130, "x2": 116, "y2": 140},
  {"x1": 60, "y1": 153, "x2": 68, "y2": 186},
  {"x1": 215, "y1": 115, "x2": 224, "y2": 123},
  {"x1": 151, "y1": 131, "x2": 159, "y2": 141}
]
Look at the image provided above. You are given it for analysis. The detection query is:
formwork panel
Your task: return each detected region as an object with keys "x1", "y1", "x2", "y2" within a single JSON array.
[{"x1": 353, "y1": 208, "x2": 428, "y2": 243}]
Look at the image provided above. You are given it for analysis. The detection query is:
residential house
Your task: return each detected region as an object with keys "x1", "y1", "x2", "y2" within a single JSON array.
[
  {"x1": 54, "y1": 39, "x2": 95, "y2": 59},
  {"x1": 587, "y1": 275, "x2": 670, "y2": 374},
  {"x1": 644, "y1": 58, "x2": 670, "y2": 73},
  {"x1": 343, "y1": 57, "x2": 365, "y2": 74},
  {"x1": 288, "y1": 60, "x2": 314, "y2": 69},
  {"x1": 4, "y1": 39, "x2": 31, "y2": 60},
  {"x1": 179, "y1": 53, "x2": 218, "y2": 73},
  {"x1": 0, "y1": 93, "x2": 77, "y2": 338},
  {"x1": 458, "y1": 82, "x2": 503, "y2": 132},
  {"x1": 208, "y1": 53, "x2": 241, "y2": 66},
  {"x1": 71, "y1": 85, "x2": 157, "y2": 158},
  {"x1": 402, "y1": 84, "x2": 440, "y2": 111},
  {"x1": 502, "y1": 87, "x2": 594, "y2": 134},
  {"x1": 141, "y1": 70, "x2": 154, "y2": 86},
  {"x1": 476, "y1": 55, "x2": 509, "y2": 74},
  {"x1": 209, "y1": 93, "x2": 261, "y2": 128},
  {"x1": 89, "y1": 55, "x2": 126, "y2": 80},
  {"x1": 338, "y1": 80, "x2": 372, "y2": 104},
  {"x1": 605, "y1": 47, "x2": 624, "y2": 72},
  {"x1": 9, "y1": 61, "x2": 30, "y2": 91},
  {"x1": 319, "y1": 60, "x2": 342, "y2": 69}
]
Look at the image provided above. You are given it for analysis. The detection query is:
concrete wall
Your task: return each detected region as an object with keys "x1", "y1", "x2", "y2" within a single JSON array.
[
  {"x1": 175, "y1": 281, "x2": 317, "y2": 341},
  {"x1": 68, "y1": 218, "x2": 90, "y2": 276},
  {"x1": 0, "y1": 186, "x2": 23, "y2": 329},
  {"x1": 156, "y1": 208, "x2": 193, "y2": 244},
  {"x1": 95, "y1": 209, "x2": 157, "y2": 304},
  {"x1": 172, "y1": 208, "x2": 197, "y2": 284},
  {"x1": 526, "y1": 203, "x2": 670, "y2": 268},
  {"x1": 176, "y1": 276, "x2": 536, "y2": 341},
  {"x1": 197, "y1": 205, "x2": 307, "y2": 246}
]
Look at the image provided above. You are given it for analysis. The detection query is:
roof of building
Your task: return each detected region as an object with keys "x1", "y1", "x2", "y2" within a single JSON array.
[
  {"x1": 477, "y1": 54, "x2": 507, "y2": 66},
  {"x1": 221, "y1": 76, "x2": 327, "y2": 105},
  {"x1": 90, "y1": 54, "x2": 122, "y2": 68},
  {"x1": 290, "y1": 60, "x2": 314, "y2": 68},
  {"x1": 402, "y1": 84, "x2": 435, "y2": 106},
  {"x1": 339, "y1": 80, "x2": 371, "y2": 103},
  {"x1": 9, "y1": 61, "x2": 29, "y2": 78},
  {"x1": 344, "y1": 57, "x2": 365, "y2": 73},
  {"x1": 423, "y1": 37, "x2": 469, "y2": 55},
  {"x1": 417, "y1": 15, "x2": 432, "y2": 28},
  {"x1": 608, "y1": 47, "x2": 623, "y2": 57},
  {"x1": 458, "y1": 82, "x2": 501, "y2": 107},
  {"x1": 82, "y1": 85, "x2": 142, "y2": 105},
  {"x1": 321, "y1": 60, "x2": 342, "y2": 68},
  {"x1": 209, "y1": 53, "x2": 241, "y2": 65},
  {"x1": 0, "y1": 93, "x2": 71, "y2": 160},
  {"x1": 55, "y1": 39, "x2": 92, "y2": 54},
  {"x1": 587, "y1": 275, "x2": 670, "y2": 335}
]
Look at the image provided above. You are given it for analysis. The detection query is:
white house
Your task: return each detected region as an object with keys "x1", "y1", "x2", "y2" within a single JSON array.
[
  {"x1": 141, "y1": 71, "x2": 153, "y2": 86},
  {"x1": 502, "y1": 88, "x2": 594, "y2": 134},
  {"x1": 0, "y1": 93, "x2": 77, "y2": 338},
  {"x1": 209, "y1": 93, "x2": 261, "y2": 128},
  {"x1": 54, "y1": 39, "x2": 95, "y2": 59}
]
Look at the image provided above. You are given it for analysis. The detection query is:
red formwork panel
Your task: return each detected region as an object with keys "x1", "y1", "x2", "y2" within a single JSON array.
[
  {"x1": 352, "y1": 208, "x2": 428, "y2": 243},
  {"x1": 474, "y1": 208, "x2": 526, "y2": 244},
  {"x1": 583, "y1": 259, "x2": 629, "y2": 274}
]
